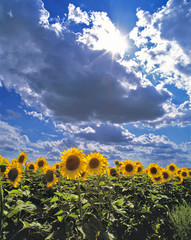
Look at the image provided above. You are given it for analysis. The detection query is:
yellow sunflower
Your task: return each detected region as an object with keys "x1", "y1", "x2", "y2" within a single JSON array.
[
  {"x1": 151, "y1": 175, "x2": 162, "y2": 184},
  {"x1": 135, "y1": 163, "x2": 144, "y2": 175},
  {"x1": 107, "y1": 167, "x2": 118, "y2": 177},
  {"x1": 11, "y1": 158, "x2": 18, "y2": 165},
  {"x1": 0, "y1": 156, "x2": 9, "y2": 177},
  {"x1": 86, "y1": 152, "x2": 108, "y2": 175},
  {"x1": 161, "y1": 169, "x2": 171, "y2": 182},
  {"x1": 5, "y1": 162, "x2": 22, "y2": 187},
  {"x1": 120, "y1": 159, "x2": 137, "y2": 177},
  {"x1": 36, "y1": 157, "x2": 49, "y2": 171},
  {"x1": 26, "y1": 162, "x2": 36, "y2": 173},
  {"x1": 147, "y1": 163, "x2": 161, "y2": 178},
  {"x1": 53, "y1": 162, "x2": 61, "y2": 174},
  {"x1": 166, "y1": 163, "x2": 177, "y2": 175},
  {"x1": 60, "y1": 147, "x2": 87, "y2": 180},
  {"x1": 188, "y1": 169, "x2": 191, "y2": 178},
  {"x1": 134, "y1": 160, "x2": 141, "y2": 165},
  {"x1": 115, "y1": 160, "x2": 119, "y2": 166},
  {"x1": 174, "y1": 175, "x2": 183, "y2": 184},
  {"x1": 180, "y1": 168, "x2": 189, "y2": 179},
  {"x1": 17, "y1": 152, "x2": 27, "y2": 166},
  {"x1": 43, "y1": 166, "x2": 58, "y2": 188}
]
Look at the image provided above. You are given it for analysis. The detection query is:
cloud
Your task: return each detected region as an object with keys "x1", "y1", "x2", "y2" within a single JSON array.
[
  {"x1": 129, "y1": 0, "x2": 191, "y2": 98},
  {"x1": 68, "y1": 3, "x2": 90, "y2": 25},
  {"x1": 0, "y1": 0, "x2": 170, "y2": 125}
]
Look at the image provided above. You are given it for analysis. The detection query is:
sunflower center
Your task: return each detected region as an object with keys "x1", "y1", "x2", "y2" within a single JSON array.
[
  {"x1": 18, "y1": 155, "x2": 25, "y2": 163},
  {"x1": 66, "y1": 155, "x2": 80, "y2": 171},
  {"x1": 0, "y1": 165, "x2": 6, "y2": 173},
  {"x1": 163, "y1": 172, "x2": 169, "y2": 179},
  {"x1": 46, "y1": 170, "x2": 54, "y2": 182},
  {"x1": 38, "y1": 160, "x2": 44, "y2": 167},
  {"x1": 125, "y1": 164, "x2": 133, "y2": 172},
  {"x1": 182, "y1": 172, "x2": 187, "y2": 177},
  {"x1": 137, "y1": 167, "x2": 142, "y2": 172},
  {"x1": 110, "y1": 168, "x2": 117, "y2": 176},
  {"x1": 8, "y1": 168, "x2": 18, "y2": 181},
  {"x1": 89, "y1": 158, "x2": 99, "y2": 169},
  {"x1": 169, "y1": 166, "x2": 175, "y2": 171},
  {"x1": 150, "y1": 167, "x2": 157, "y2": 175},
  {"x1": 29, "y1": 164, "x2": 34, "y2": 170}
]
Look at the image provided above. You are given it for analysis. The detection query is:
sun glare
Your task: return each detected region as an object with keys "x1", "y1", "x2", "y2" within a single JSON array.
[{"x1": 103, "y1": 30, "x2": 128, "y2": 58}]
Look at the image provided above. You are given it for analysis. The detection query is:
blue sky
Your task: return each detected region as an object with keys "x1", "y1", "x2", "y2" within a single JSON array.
[{"x1": 0, "y1": 0, "x2": 190, "y2": 168}]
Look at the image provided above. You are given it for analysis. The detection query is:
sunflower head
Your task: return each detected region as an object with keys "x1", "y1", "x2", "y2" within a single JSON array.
[
  {"x1": 166, "y1": 163, "x2": 177, "y2": 174},
  {"x1": 5, "y1": 162, "x2": 22, "y2": 188},
  {"x1": 86, "y1": 152, "x2": 108, "y2": 176},
  {"x1": 161, "y1": 169, "x2": 171, "y2": 182},
  {"x1": 60, "y1": 147, "x2": 87, "y2": 180},
  {"x1": 115, "y1": 160, "x2": 119, "y2": 166},
  {"x1": 0, "y1": 156, "x2": 10, "y2": 177},
  {"x1": 36, "y1": 157, "x2": 49, "y2": 171},
  {"x1": 135, "y1": 163, "x2": 144, "y2": 175},
  {"x1": 107, "y1": 167, "x2": 118, "y2": 177},
  {"x1": 53, "y1": 162, "x2": 61, "y2": 174},
  {"x1": 152, "y1": 175, "x2": 162, "y2": 184},
  {"x1": 120, "y1": 160, "x2": 137, "y2": 176},
  {"x1": 147, "y1": 163, "x2": 161, "y2": 178},
  {"x1": 43, "y1": 166, "x2": 58, "y2": 188},
  {"x1": 17, "y1": 152, "x2": 27, "y2": 165},
  {"x1": 180, "y1": 168, "x2": 189, "y2": 179},
  {"x1": 27, "y1": 162, "x2": 36, "y2": 173}
]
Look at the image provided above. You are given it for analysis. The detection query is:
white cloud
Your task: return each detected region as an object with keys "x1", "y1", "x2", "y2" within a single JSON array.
[
  {"x1": 68, "y1": 3, "x2": 90, "y2": 25},
  {"x1": 129, "y1": 0, "x2": 191, "y2": 98}
]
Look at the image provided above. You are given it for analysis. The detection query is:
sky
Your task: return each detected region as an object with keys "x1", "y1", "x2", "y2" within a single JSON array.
[{"x1": 0, "y1": 0, "x2": 191, "y2": 168}]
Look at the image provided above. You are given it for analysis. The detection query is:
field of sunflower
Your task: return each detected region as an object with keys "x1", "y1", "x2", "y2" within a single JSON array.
[{"x1": 0, "y1": 147, "x2": 191, "y2": 240}]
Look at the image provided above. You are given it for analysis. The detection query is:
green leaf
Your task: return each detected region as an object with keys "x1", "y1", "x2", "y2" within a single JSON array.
[
  {"x1": 99, "y1": 181, "x2": 105, "y2": 186},
  {"x1": 54, "y1": 210, "x2": 64, "y2": 216},
  {"x1": 57, "y1": 215, "x2": 64, "y2": 222},
  {"x1": 50, "y1": 196, "x2": 59, "y2": 203},
  {"x1": 82, "y1": 202, "x2": 91, "y2": 210},
  {"x1": 116, "y1": 199, "x2": 124, "y2": 206}
]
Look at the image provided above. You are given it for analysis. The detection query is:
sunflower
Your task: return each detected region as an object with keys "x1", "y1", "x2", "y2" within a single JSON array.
[
  {"x1": 0, "y1": 156, "x2": 9, "y2": 177},
  {"x1": 134, "y1": 160, "x2": 141, "y2": 166},
  {"x1": 188, "y1": 169, "x2": 191, "y2": 178},
  {"x1": 147, "y1": 163, "x2": 161, "y2": 178},
  {"x1": 135, "y1": 163, "x2": 144, "y2": 175},
  {"x1": 60, "y1": 147, "x2": 87, "y2": 180},
  {"x1": 17, "y1": 152, "x2": 27, "y2": 166},
  {"x1": 120, "y1": 160, "x2": 137, "y2": 177},
  {"x1": 27, "y1": 162, "x2": 36, "y2": 173},
  {"x1": 115, "y1": 160, "x2": 119, "y2": 166},
  {"x1": 36, "y1": 157, "x2": 49, "y2": 171},
  {"x1": 174, "y1": 175, "x2": 183, "y2": 184},
  {"x1": 107, "y1": 167, "x2": 118, "y2": 177},
  {"x1": 5, "y1": 162, "x2": 22, "y2": 187},
  {"x1": 166, "y1": 163, "x2": 177, "y2": 175},
  {"x1": 11, "y1": 158, "x2": 18, "y2": 165},
  {"x1": 86, "y1": 152, "x2": 108, "y2": 176},
  {"x1": 53, "y1": 162, "x2": 61, "y2": 174},
  {"x1": 161, "y1": 169, "x2": 171, "y2": 182},
  {"x1": 180, "y1": 168, "x2": 189, "y2": 179},
  {"x1": 151, "y1": 175, "x2": 162, "y2": 184},
  {"x1": 43, "y1": 166, "x2": 58, "y2": 188}
]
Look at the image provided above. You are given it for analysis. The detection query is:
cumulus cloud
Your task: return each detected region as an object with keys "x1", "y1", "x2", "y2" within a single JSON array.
[
  {"x1": 0, "y1": 0, "x2": 170, "y2": 125},
  {"x1": 129, "y1": 0, "x2": 191, "y2": 98}
]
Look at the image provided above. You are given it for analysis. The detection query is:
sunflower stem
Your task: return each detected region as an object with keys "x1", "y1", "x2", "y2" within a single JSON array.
[{"x1": 77, "y1": 180, "x2": 82, "y2": 219}]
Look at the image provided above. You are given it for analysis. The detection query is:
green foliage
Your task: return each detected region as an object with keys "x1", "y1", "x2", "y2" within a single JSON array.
[
  {"x1": 0, "y1": 173, "x2": 191, "y2": 239},
  {"x1": 169, "y1": 202, "x2": 191, "y2": 240}
]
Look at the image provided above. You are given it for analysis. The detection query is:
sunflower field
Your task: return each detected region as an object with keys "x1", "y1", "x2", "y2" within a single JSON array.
[{"x1": 0, "y1": 147, "x2": 191, "y2": 240}]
